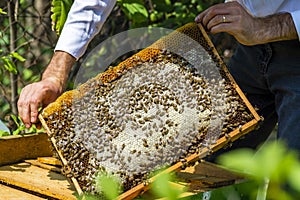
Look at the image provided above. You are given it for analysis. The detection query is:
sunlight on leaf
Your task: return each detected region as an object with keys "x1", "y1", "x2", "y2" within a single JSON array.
[
  {"x1": 11, "y1": 52, "x2": 26, "y2": 62},
  {"x1": 217, "y1": 148, "x2": 256, "y2": 176},
  {"x1": 218, "y1": 141, "x2": 300, "y2": 199},
  {"x1": 0, "y1": 8, "x2": 7, "y2": 15},
  {"x1": 95, "y1": 172, "x2": 121, "y2": 200},
  {"x1": 51, "y1": 0, "x2": 73, "y2": 35},
  {"x1": 152, "y1": 173, "x2": 184, "y2": 200},
  {"x1": 288, "y1": 162, "x2": 300, "y2": 191},
  {"x1": 0, "y1": 130, "x2": 10, "y2": 137},
  {"x1": 1, "y1": 56, "x2": 18, "y2": 74}
]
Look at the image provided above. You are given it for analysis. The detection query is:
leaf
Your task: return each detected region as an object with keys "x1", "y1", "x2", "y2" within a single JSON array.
[
  {"x1": 1, "y1": 56, "x2": 18, "y2": 74},
  {"x1": 23, "y1": 68, "x2": 33, "y2": 80},
  {"x1": 10, "y1": 114, "x2": 20, "y2": 127},
  {"x1": 51, "y1": 0, "x2": 73, "y2": 35},
  {"x1": 217, "y1": 148, "x2": 257, "y2": 176},
  {"x1": 0, "y1": 8, "x2": 7, "y2": 15},
  {"x1": 288, "y1": 162, "x2": 300, "y2": 192},
  {"x1": 0, "y1": 130, "x2": 10, "y2": 137},
  {"x1": 10, "y1": 115, "x2": 26, "y2": 135},
  {"x1": 11, "y1": 52, "x2": 26, "y2": 62},
  {"x1": 123, "y1": 3, "x2": 148, "y2": 18},
  {"x1": 13, "y1": 129, "x2": 21, "y2": 135},
  {"x1": 119, "y1": 0, "x2": 148, "y2": 23},
  {"x1": 151, "y1": 173, "x2": 184, "y2": 200},
  {"x1": 151, "y1": 0, "x2": 173, "y2": 13},
  {"x1": 254, "y1": 142, "x2": 287, "y2": 180},
  {"x1": 95, "y1": 172, "x2": 121, "y2": 199}
]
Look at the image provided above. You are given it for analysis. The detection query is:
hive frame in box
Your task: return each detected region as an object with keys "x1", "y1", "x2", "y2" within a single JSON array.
[{"x1": 39, "y1": 23, "x2": 261, "y2": 200}]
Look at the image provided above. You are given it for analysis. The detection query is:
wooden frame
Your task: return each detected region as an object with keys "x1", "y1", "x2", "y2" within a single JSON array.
[{"x1": 39, "y1": 23, "x2": 262, "y2": 200}]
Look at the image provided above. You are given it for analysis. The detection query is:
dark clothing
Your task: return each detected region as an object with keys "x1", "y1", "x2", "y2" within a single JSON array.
[
  {"x1": 227, "y1": 40, "x2": 300, "y2": 152},
  {"x1": 209, "y1": 40, "x2": 300, "y2": 160}
]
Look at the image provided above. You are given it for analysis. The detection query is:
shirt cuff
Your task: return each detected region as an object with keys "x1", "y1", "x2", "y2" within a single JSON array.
[{"x1": 290, "y1": 10, "x2": 300, "y2": 40}]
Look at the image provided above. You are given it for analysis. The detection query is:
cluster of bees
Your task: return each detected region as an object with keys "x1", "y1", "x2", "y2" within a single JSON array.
[{"x1": 42, "y1": 47, "x2": 254, "y2": 195}]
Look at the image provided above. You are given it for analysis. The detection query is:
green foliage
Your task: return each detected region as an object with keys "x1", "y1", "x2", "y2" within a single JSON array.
[
  {"x1": 94, "y1": 172, "x2": 122, "y2": 199},
  {"x1": 9, "y1": 114, "x2": 44, "y2": 136},
  {"x1": 0, "y1": 130, "x2": 10, "y2": 137},
  {"x1": 151, "y1": 172, "x2": 186, "y2": 200},
  {"x1": 117, "y1": 0, "x2": 149, "y2": 27},
  {"x1": 116, "y1": 0, "x2": 223, "y2": 29},
  {"x1": 49, "y1": 0, "x2": 223, "y2": 31},
  {"x1": 0, "y1": 52, "x2": 26, "y2": 74},
  {"x1": 0, "y1": 8, "x2": 7, "y2": 15},
  {"x1": 51, "y1": 0, "x2": 73, "y2": 35},
  {"x1": 217, "y1": 141, "x2": 300, "y2": 200}
]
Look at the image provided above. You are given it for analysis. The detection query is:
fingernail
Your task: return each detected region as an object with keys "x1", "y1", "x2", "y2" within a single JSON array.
[
  {"x1": 31, "y1": 117, "x2": 35, "y2": 122},
  {"x1": 25, "y1": 123, "x2": 31, "y2": 128}
]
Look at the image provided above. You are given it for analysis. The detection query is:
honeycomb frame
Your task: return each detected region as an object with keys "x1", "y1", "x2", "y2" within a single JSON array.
[{"x1": 39, "y1": 23, "x2": 261, "y2": 200}]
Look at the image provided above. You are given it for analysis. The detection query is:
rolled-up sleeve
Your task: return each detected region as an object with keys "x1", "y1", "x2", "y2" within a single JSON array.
[
  {"x1": 290, "y1": 10, "x2": 300, "y2": 41},
  {"x1": 54, "y1": 0, "x2": 116, "y2": 59}
]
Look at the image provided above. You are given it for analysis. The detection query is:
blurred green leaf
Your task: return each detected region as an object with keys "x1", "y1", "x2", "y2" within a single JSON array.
[
  {"x1": 51, "y1": 0, "x2": 73, "y2": 35},
  {"x1": 10, "y1": 114, "x2": 20, "y2": 127},
  {"x1": 217, "y1": 148, "x2": 256, "y2": 176},
  {"x1": 13, "y1": 129, "x2": 21, "y2": 135},
  {"x1": 218, "y1": 141, "x2": 300, "y2": 199},
  {"x1": 152, "y1": 173, "x2": 184, "y2": 200},
  {"x1": 120, "y1": 1, "x2": 148, "y2": 24},
  {"x1": 95, "y1": 172, "x2": 121, "y2": 200},
  {"x1": 11, "y1": 52, "x2": 26, "y2": 62},
  {"x1": 151, "y1": 0, "x2": 173, "y2": 13},
  {"x1": 22, "y1": 68, "x2": 33, "y2": 80},
  {"x1": 1, "y1": 56, "x2": 18, "y2": 74},
  {"x1": 0, "y1": 130, "x2": 10, "y2": 137},
  {"x1": 0, "y1": 8, "x2": 7, "y2": 15},
  {"x1": 288, "y1": 162, "x2": 300, "y2": 191}
]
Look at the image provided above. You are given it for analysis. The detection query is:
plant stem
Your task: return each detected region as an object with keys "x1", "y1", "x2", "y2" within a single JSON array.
[
  {"x1": 7, "y1": 0, "x2": 19, "y2": 116},
  {"x1": 256, "y1": 178, "x2": 269, "y2": 200}
]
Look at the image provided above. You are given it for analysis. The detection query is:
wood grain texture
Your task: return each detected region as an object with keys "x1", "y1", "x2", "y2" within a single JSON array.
[
  {"x1": 0, "y1": 162, "x2": 77, "y2": 200},
  {"x1": 0, "y1": 133, "x2": 53, "y2": 166}
]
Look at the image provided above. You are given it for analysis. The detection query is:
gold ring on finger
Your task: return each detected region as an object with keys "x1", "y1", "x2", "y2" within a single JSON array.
[{"x1": 223, "y1": 15, "x2": 226, "y2": 23}]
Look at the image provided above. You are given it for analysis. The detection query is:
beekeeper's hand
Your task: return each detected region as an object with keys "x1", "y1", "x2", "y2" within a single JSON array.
[
  {"x1": 195, "y1": 1, "x2": 297, "y2": 45},
  {"x1": 18, "y1": 51, "x2": 75, "y2": 128}
]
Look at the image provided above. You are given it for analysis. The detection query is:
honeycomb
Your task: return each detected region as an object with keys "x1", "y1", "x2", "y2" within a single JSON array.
[{"x1": 40, "y1": 23, "x2": 260, "y2": 197}]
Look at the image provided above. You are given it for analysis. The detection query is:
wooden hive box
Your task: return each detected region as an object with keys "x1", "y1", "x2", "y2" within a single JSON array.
[
  {"x1": 0, "y1": 133, "x2": 53, "y2": 166},
  {"x1": 39, "y1": 23, "x2": 261, "y2": 199}
]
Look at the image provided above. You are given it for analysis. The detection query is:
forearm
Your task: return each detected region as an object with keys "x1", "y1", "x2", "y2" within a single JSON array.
[
  {"x1": 41, "y1": 51, "x2": 76, "y2": 93},
  {"x1": 255, "y1": 13, "x2": 298, "y2": 44}
]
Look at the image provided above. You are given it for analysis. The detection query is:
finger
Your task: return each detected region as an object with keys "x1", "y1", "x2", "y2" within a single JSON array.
[
  {"x1": 209, "y1": 15, "x2": 240, "y2": 35},
  {"x1": 201, "y1": 4, "x2": 230, "y2": 26},
  {"x1": 19, "y1": 104, "x2": 31, "y2": 128},
  {"x1": 206, "y1": 15, "x2": 231, "y2": 31},
  {"x1": 30, "y1": 100, "x2": 40, "y2": 124},
  {"x1": 195, "y1": 11, "x2": 206, "y2": 23},
  {"x1": 18, "y1": 90, "x2": 32, "y2": 128}
]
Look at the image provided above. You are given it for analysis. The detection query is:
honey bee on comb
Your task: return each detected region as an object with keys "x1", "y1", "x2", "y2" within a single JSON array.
[{"x1": 39, "y1": 23, "x2": 260, "y2": 198}]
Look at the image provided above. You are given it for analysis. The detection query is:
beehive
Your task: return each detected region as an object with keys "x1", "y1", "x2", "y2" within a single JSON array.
[{"x1": 39, "y1": 23, "x2": 261, "y2": 199}]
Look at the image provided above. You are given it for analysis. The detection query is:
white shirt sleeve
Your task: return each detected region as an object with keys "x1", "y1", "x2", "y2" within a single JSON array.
[
  {"x1": 290, "y1": 10, "x2": 300, "y2": 40},
  {"x1": 54, "y1": 0, "x2": 116, "y2": 60}
]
